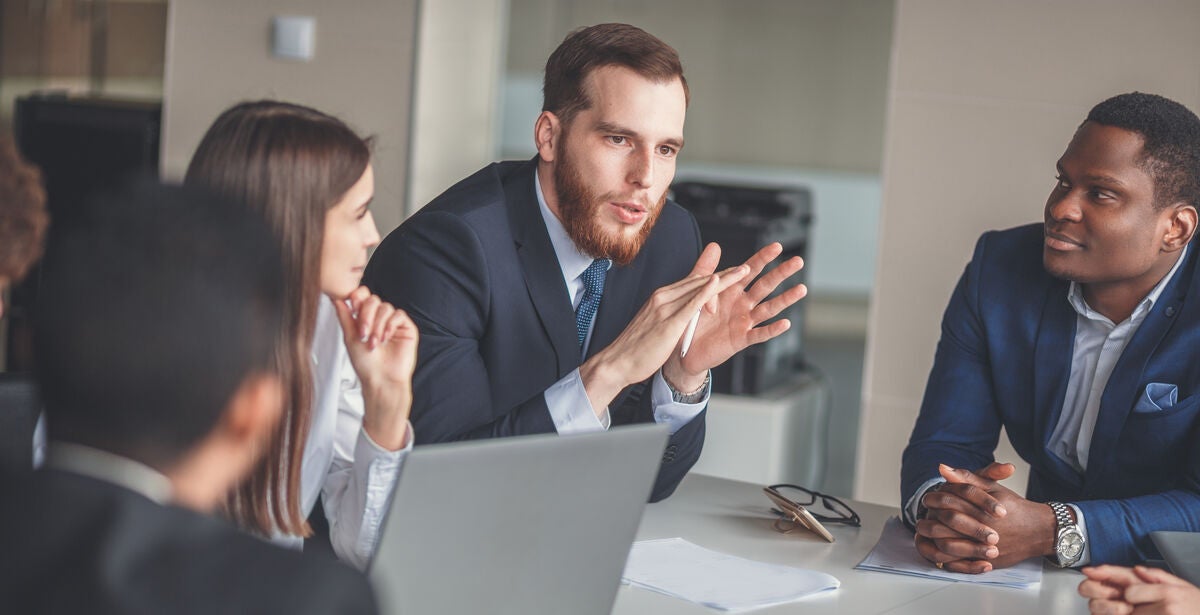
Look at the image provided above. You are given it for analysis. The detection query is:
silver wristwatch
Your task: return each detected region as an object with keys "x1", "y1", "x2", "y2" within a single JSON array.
[
  {"x1": 669, "y1": 370, "x2": 710, "y2": 404},
  {"x1": 1047, "y1": 501, "x2": 1084, "y2": 567}
]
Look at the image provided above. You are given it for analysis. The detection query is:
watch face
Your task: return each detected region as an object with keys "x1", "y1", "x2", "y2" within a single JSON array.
[{"x1": 1059, "y1": 532, "x2": 1084, "y2": 560}]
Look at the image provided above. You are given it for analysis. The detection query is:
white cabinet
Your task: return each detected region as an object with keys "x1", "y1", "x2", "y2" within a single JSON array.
[{"x1": 690, "y1": 370, "x2": 831, "y2": 489}]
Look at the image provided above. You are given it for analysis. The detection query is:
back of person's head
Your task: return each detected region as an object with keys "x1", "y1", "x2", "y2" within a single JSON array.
[
  {"x1": 33, "y1": 182, "x2": 283, "y2": 470},
  {"x1": 0, "y1": 135, "x2": 49, "y2": 283},
  {"x1": 542, "y1": 23, "x2": 689, "y2": 126},
  {"x1": 1086, "y1": 92, "x2": 1200, "y2": 210},
  {"x1": 184, "y1": 99, "x2": 370, "y2": 535}
]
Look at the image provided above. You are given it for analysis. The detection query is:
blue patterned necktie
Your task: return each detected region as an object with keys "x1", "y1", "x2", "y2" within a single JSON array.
[{"x1": 575, "y1": 258, "x2": 611, "y2": 355}]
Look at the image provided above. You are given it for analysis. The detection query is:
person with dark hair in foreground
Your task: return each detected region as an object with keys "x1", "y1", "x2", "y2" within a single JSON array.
[
  {"x1": 0, "y1": 183, "x2": 377, "y2": 614},
  {"x1": 0, "y1": 135, "x2": 48, "y2": 318},
  {"x1": 364, "y1": 23, "x2": 806, "y2": 501},
  {"x1": 902, "y1": 92, "x2": 1200, "y2": 573}
]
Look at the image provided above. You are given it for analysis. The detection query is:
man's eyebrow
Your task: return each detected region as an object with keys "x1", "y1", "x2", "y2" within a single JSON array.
[
  {"x1": 593, "y1": 120, "x2": 685, "y2": 149},
  {"x1": 1055, "y1": 163, "x2": 1127, "y2": 188}
]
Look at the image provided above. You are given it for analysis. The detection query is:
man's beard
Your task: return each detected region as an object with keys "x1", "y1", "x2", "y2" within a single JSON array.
[{"x1": 553, "y1": 148, "x2": 665, "y2": 267}]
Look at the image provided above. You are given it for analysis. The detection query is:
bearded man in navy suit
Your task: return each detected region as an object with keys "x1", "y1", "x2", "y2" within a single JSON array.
[
  {"x1": 903, "y1": 92, "x2": 1200, "y2": 573},
  {"x1": 365, "y1": 23, "x2": 806, "y2": 501}
]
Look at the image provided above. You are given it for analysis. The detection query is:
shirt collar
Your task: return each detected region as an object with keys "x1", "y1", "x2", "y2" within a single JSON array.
[
  {"x1": 1067, "y1": 243, "x2": 1189, "y2": 326},
  {"x1": 534, "y1": 167, "x2": 601, "y2": 283},
  {"x1": 46, "y1": 441, "x2": 173, "y2": 504}
]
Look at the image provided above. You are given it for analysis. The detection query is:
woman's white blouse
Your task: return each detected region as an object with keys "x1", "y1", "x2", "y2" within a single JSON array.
[{"x1": 273, "y1": 295, "x2": 411, "y2": 570}]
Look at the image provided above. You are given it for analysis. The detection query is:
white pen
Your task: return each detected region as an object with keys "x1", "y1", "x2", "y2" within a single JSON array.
[{"x1": 680, "y1": 309, "x2": 701, "y2": 358}]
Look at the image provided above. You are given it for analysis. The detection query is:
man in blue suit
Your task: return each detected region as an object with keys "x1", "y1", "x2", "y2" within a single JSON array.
[
  {"x1": 364, "y1": 23, "x2": 806, "y2": 501},
  {"x1": 902, "y1": 92, "x2": 1200, "y2": 573}
]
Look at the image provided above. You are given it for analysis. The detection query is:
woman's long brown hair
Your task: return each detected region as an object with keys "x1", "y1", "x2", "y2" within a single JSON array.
[{"x1": 184, "y1": 101, "x2": 371, "y2": 536}]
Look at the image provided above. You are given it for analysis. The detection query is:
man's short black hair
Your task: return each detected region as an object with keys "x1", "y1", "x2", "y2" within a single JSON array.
[
  {"x1": 34, "y1": 182, "x2": 284, "y2": 469},
  {"x1": 1086, "y1": 92, "x2": 1200, "y2": 210}
]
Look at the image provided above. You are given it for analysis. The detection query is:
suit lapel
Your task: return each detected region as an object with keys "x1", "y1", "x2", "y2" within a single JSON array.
[
  {"x1": 507, "y1": 162, "x2": 580, "y2": 377},
  {"x1": 1085, "y1": 247, "x2": 1197, "y2": 488},
  {"x1": 1033, "y1": 278, "x2": 1084, "y2": 488}
]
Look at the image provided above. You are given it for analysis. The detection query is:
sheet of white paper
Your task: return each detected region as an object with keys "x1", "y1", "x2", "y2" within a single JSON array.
[
  {"x1": 622, "y1": 537, "x2": 840, "y2": 612},
  {"x1": 855, "y1": 517, "x2": 1043, "y2": 589}
]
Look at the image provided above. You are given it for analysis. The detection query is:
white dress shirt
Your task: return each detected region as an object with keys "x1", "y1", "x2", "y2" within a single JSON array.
[
  {"x1": 905, "y1": 245, "x2": 1188, "y2": 567},
  {"x1": 271, "y1": 295, "x2": 412, "y2": 570},
  {"x1": 45, "y1": 441, "x2": 173, "y2": 504},
  {"x1": 533, "y1": 171, "x2": 709, "y2": 435}
]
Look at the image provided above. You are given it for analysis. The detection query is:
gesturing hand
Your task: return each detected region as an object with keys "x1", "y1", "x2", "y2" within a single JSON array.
[
  {"x1": 332, "y1": 286, "x2": 419, "y2": 450},
  {"x1": 661, "y1": 242, "x2": 806, "y2": 392},
  {"x1": 581, "y1": 243, "x2": 750, "y2": 414},
  {"x1": 1079, "y1": 565, "x2": 1200, "y2": 615}
]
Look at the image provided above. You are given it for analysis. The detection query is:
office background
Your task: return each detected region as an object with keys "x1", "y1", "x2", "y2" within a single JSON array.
[{"x1": 2, "y1": 0, "x2": 1198, "y2": 507}]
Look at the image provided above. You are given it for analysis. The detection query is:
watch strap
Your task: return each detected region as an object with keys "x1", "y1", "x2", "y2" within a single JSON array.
[
  {"x1": 669, "y1": 370, "x2": 710, "y2": 404},
  {"x1": 1047, "y1": 500, "x2": 1083, "y2": 567}
]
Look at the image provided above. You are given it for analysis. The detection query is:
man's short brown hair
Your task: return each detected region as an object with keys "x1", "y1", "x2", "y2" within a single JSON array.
[
  {"x1": 0, "y1": 136, "x2": 49, "y2": 281},
  {"x1": 542, "y1": 23, "x2": 689, "y2": 126}
]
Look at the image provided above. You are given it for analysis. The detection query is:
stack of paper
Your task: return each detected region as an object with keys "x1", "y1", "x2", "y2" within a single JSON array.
[
  {"x1": 622, "y1": 537, "x2": 840, "y2": 612},
  {"x1": 855, "y1": 517, "x2": 1043, "y2": 589}
]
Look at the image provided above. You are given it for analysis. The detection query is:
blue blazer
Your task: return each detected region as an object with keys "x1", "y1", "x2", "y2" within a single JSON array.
[
  {"x1": 902, "y1": 223, "x2": 1200, "y2": 565},
  {"x1": 364, "y1": 159, "x2": 706, "y2": 501}
]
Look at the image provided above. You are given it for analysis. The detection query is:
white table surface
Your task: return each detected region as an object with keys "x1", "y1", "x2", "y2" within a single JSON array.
[{"x1": 613, "y1": 473, "x2": 1089, "y2": 614}]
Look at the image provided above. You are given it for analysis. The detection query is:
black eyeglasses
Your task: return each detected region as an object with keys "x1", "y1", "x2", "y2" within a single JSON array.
[{"x1": 765, "y1": 484, "x2": 861, "y2": 529}]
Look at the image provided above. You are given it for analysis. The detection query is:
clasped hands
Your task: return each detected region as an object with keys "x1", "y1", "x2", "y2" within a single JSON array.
[
  {"x1": 581, "y1": 242, "x2": 806, "y2": 413},
  {"x1": 914, "y1": 462, "x2": 1058, "y2": 573}
]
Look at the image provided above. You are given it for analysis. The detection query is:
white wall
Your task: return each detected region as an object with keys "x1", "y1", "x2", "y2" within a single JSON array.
[
  {"x1": 407, "y1": 0, "x2": 508, "y2": 210},
  {"x1": 160, "y1": 0, "x2": 419, "y2": 236},
  {"x1": 856, "y1": 0, "x2": 1200, "y2": 505}
]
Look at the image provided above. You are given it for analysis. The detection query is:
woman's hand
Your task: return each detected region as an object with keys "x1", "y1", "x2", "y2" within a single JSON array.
[{"x1": 333, "y1": 286, "x2": 419, "y2": 450}]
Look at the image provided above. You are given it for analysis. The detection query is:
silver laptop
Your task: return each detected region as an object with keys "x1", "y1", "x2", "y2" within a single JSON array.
[
  {"x1": 1151, "y1": 531, "x2": 1200, "y2": 586},
  {"x1": 368, "y1": 424, "x2": 669, "y2": 615}
]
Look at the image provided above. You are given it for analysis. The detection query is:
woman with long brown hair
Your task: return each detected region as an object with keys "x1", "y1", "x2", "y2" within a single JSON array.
[{"x1": 185, "y1": 100, "x2": 416, "y2": 569}]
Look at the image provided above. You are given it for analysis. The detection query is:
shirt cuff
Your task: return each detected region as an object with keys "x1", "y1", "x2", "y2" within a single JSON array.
[
  {"x1": 1067, "y1": 503, "x2": 1091, "y2": 567},
  {"x1": 904, "y1": 477, "x2": 947, "y2": 527},
  {"x1": 650, "y1": 369, "x2": 708, "y2": 435},
  {"x1": 350, "y1": 422, "x2": 411, "y2": 567},
  {"x1": 544, "y1": 368, "x2": 610, "y2": 434},
  {"x1": 359, "y1": 420, "x2": 413, "y2": 458}
]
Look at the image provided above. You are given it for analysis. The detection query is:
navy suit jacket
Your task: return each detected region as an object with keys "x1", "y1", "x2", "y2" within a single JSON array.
[
  {"x1": 364, "y1": 159, "x2": 706, "y2": 501},
  {"x1": 902, "y1": 223, "x2": 1200, "y2": 565},
  {"x1": 0, "y1": 468, "x2": 377, "y2": 614}
]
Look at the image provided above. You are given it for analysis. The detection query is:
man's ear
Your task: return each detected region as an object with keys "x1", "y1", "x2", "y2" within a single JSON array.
[
  {"x1": 534, "y1": 111, "x2": 562, "y2": 163},
  {"x1": 219, "y1": 373, "x2": 284, "y2": 457},
  {"x1": 1164, "y1": 204, "x2": 1198, "y2": 251},
  {"x1": 165, "y1": 374, "x2": 284, "y2": 511}
]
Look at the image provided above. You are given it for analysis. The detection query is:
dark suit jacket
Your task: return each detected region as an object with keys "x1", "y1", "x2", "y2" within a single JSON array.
[
  {"x1": 0, "y1": 468, "x2": 377, "y2": 614},
  {"x1": 902, "y1": 223, "x2": 1200, "y2": 565},
  {"x1": 364, "y1": 159, "x2": 706, "y2": 501}
]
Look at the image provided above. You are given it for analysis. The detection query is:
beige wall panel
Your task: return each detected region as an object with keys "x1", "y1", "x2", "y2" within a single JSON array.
[
  {"x1": 892, "y1": 0, "x2": 1200, "y2": 107},
  {"x1": 865, "y1": 95, "x2": 1081, "y2": 403},
  {"x1": 161, "y1": 0, "x2": 418, "y2": 236},
  {"x1": 858, "y1": 0, "x2": 1200, "y2": 504}
]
